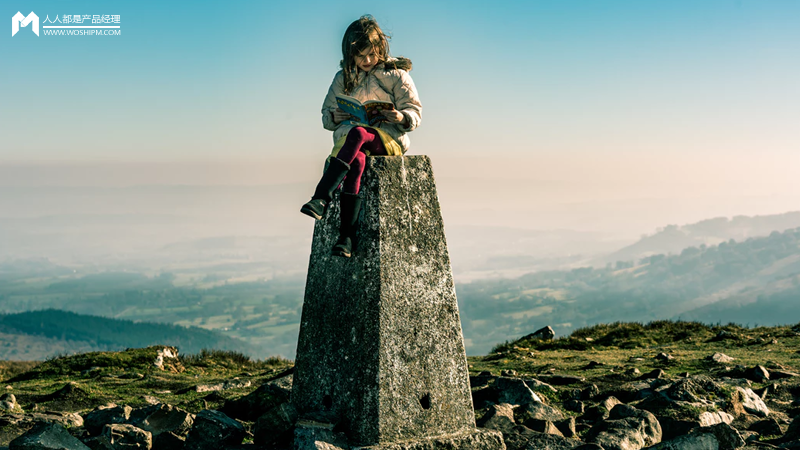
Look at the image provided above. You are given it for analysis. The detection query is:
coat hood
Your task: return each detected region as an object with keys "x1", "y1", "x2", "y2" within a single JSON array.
[{"x1": 382, "y1": 56, "x2": 412, "y2": 71}]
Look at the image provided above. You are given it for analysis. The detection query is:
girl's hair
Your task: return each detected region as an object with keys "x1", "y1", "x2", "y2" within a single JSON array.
[{"x1": 340, "y1": 15, "x2": 390, "y2": 95}]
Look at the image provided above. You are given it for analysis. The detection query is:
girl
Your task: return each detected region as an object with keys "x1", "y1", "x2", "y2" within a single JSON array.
[{"x1": 300, "y1": 15, "x2": 422, "y2": 258}]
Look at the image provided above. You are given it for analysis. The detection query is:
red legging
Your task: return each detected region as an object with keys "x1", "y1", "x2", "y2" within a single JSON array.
[{"x1": 335, "y1": 127, "x2": 388, "y2": 194}]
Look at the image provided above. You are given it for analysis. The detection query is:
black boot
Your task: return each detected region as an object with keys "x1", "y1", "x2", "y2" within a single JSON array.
[
  {"x1": 300, "y1": 157, "x2": 351, "y2": 220},
  {"x1": 332, "y1": 192, "x2": 362, "y2": 258}
]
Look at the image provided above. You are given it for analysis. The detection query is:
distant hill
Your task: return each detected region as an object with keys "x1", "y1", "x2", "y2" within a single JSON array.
[
  {"x1": 0, "y1": 309, "x2": 257, "y2": 361},
  {"x1": 457, "y1": 226, "x2": 800, "y2": 354},
  {"x1": 594, "y1": 211, "x2": 800, "y2": 266}
]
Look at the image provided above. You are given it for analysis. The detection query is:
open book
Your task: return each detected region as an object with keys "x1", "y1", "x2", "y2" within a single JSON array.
[{"x1": 336, "y1": 95, "x2": 395, "y2": 127}]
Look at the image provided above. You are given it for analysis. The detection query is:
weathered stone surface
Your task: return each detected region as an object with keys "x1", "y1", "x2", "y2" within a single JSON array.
[
  {"x1": 734, "y1": 387, "x2": 769, "y2": 417},
  {"x1": 586, "y1": 404, "x2": 662, "y2": 450},
  {"x1": 702, "y1": 423, "x2": 744, "y2": 449},
  {"x1": 524, "y1": 378, "x2": 558, "y2": 394},
  {"x1": 295, "y1": 421, "x2": 349, "y2": 450},
  {"x1": 521, "y1": 326, "x2": 555, "y2": 341},
  {"x1": 85, "y1": 404, "x2": 133, "y2": 435},
  {"x1": 254, "y1": 401, "x2": 298, "y2": 446},
  {"x1": 102, "y1": 424, "x2": 152, "y2": 449},
  {"x1": 137, "y1": 404, "x2": 194, "y2": 438},
  {"x1": 0, "y1": 393, "x2": 22, "y2": 413},
  {"x1": 647, "y1": 432, "x2": 718, "y2": 450},
  {"x1": 477, "y1": 403, "x2": 516, "y2": 432},
  {"x1": 352, "y1": 428, "x2": 506, "y2": 450},
  {"x1": 0, "y1": 412, "x2": 84, "y2": 446},
  {"x1": 747, "y1": 366, "x2": 770, "y2": 383},
  {"x1": 496, "y1": 377, "x2": 543, "y2": 406},
  {"x1": 151, "y1": 432, "x2": 185, "y2": 450},
  {"x1": 515, "y1": 402, "x2": 565, "y2": 426},
  {"x1": 293, "y1": 156, "x2": 480, "y2": 447},
  {"x1": 749, "y1": 418, "x2": 783, "y2": 436},
  {"x1": 223, "y1": 374, "x2": 292, "y2": 421},
  {"x1": 708, "y1": 353, "x2": 735, "y2": 364},
  {"x1": 9, "y1": 422, "x2": 90, "y2": 450},
  {"x1": 184, "y1": 409, "x2": 245, "y2": 450},
  {"x1": 555, "y1": 418, "x2": 576, "y2": 438}
]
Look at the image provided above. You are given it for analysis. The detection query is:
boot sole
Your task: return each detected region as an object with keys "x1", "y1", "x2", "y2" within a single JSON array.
[
  {"x1": 332, "y1": 249, "x2": 351, "y2": 258},
  {"x1": 300, "y1": 206, "x2": 323, "y2": 220}
]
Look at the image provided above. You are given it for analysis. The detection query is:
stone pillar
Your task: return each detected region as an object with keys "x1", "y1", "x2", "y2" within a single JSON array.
[{"x1": 292, "y1": 156, "x2": 504, "y2": 450}]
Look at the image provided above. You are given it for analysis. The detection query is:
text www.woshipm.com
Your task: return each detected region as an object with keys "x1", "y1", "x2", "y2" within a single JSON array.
[{"x1": 43, "y1": 29, "x2": 121, "y2": 36}]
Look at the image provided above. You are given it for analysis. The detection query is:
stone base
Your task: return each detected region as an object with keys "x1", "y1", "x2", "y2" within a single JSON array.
[
  {"x1": 294, "y1": 422, "x2": 504, "y2": 450},
  {"x1": 352, "y1": 429, "x2": 505, "y2": 450}
]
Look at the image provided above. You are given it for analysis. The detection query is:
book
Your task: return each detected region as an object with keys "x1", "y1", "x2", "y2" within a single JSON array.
[{"x1": 335, "y1": 95, "x2": 395, "y2": 127}]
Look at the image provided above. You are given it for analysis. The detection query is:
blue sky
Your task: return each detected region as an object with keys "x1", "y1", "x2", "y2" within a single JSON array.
[{"x1": 2, "y1": 0, "x2": 799, "y2": 168}]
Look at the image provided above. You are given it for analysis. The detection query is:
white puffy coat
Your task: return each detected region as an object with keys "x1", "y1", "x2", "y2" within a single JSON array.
[{"x1": 321, "y1": 57, "x2": 422, "y2": 154}]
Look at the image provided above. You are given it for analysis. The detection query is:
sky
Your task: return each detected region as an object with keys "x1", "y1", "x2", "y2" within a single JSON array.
[{"x1": 2, "y1": 0, "x2": 799, "y2": 234}]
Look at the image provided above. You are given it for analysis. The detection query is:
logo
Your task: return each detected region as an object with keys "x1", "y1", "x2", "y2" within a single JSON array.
[{"x1": 12, "y1": 11, "x2": 39, "y2": 36}]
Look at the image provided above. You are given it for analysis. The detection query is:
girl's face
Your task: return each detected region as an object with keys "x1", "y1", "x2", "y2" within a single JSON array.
[{"x1": 354, "y1": 46, "x2": 379, "y2": 73}]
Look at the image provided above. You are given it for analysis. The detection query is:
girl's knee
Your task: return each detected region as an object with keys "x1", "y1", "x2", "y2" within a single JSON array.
[{"x1": 346, "y1": 127, "x2": 370, "y2": 142}]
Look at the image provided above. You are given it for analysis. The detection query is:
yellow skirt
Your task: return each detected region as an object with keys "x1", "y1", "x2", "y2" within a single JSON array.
[{"x1": 329, "y1": 126, "x2": 403, "y2": 158}]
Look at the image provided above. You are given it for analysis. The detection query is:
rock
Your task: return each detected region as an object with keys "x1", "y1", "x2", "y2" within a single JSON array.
[
  {"x1": 496, "y1": 377, "x2": 543, "y2": 406},
  {"x1": 585, "y1": 404, "x2": 662, "y2": 450},
  {"x1": 602, "y1": 397, "x2": 623, "y2": 412},
  {"x1": 771, "y1": 370, "x2": 800, "y2": 379},
  {"x1": 521, "y1": 326, "x2": 556, "y2": 341},
  {"x1": 555, "y1": 417, "x2": 577, "y2": 438},
  {"x1": 9, "y1": 422, "x2": 91, "y2": 450},
  {"x1": 472, "y1": 384, "x2": 499, "y2": 410},
  {"x1": 564, "y1": 400, "x2": 585, "y2": 413},
  {"x1": 626, "y1": 368, "x2": 642, "y2": 377},
  {"x1": 708, "y1": 353, "x2": 735, "y2": 364},
  {"x1": 184, "y1": 410, "x2": 245, "y2": 450},
  {"x1": 748, "y1": 366, "x2": 770, "y2": 383},
  {"x1": 137, "y1": 404, "x2": 194, "y2": 438},
  {"x1": 515, "y1": 401, "x2": 565, "y2": 426},
  {"x1": 294, "y1": 421, "x2": 351, "y2": 450},
  {"x1": 151, "y1": 432, "x2": 184, "y2": 450},
  {"x1": 525, "y1": 420, "x2": 564, "y2": 437},
  {"x1": 84, "y1": 404, "x2": 133, "y2": 435},
  {"x1": 520, "y1": 430, "x2": 581, "y2": 449},
  {"x1": 698, "y1": 411, "x2": 734, "y2": 427},
  {"x1": 222, "y1": 375, "x2": 292, "y2": 421},
  {"x1": 0, "y1": 393, "x2": 22, "y2": 413},
  {"x1": 734, "y1": 387, "x2": 770, "y2": 417},
  {"x1": 179, "y1": 379, "x2": 252, "y2": 394},
  {"x1": 702, "y1": 423, "x2": 744, "y2": 449},
  {"x1": 478, "y1": 403, "x2": 516, "y2": 432},
  {"x1": 82, "y1": 435, "x2": 115, "y2": 450},
  {"x1": 654, "y1": 353, "x2": 674, "y2": 362},
  {"x1": 253, "y1": 402, "x2": 298, "y2": 446},
  {"x1": 648, "y1": 432, "x2": 718, "y2": 450},
  {"x1": 102, "y1": 424, "x2": 152, "y2": 449},
  {"x1": 525, "y1": 378, "x2": 558, "y2": 394},
  {"x1": 152, "y1": 347, "x2": 178, "y2": 370},
  {"x1": 642, "y1": 369, "x2": 665, "y2": 380},
  {"x1": 580, "y1": 385, "x2": 601, "y2": 400},
  {"x1": 748, "y1": 417, "x2": 783, "y2": 436},
  {"x1": 140, "y1": 396, "x2": 160, "y2": 406},
  {"x1": 502, "y1": 370, "x2": 518, "y2": 377}
]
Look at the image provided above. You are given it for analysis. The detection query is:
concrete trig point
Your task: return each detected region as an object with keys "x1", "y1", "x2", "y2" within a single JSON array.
[{"x1": 292, "y1": 156, "x2": 505, "y2": 449}]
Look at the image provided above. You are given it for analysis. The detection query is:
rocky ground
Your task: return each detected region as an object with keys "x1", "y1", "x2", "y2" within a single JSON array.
[{"x1": 1, "y1": 321, "x2": 800, "y2": 449}]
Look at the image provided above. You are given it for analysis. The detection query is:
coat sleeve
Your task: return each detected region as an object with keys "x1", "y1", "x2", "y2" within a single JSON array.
[
  {"x1": 392, "y1": 70, "x2": 422, "y2": 133},
  {"x1": 321, "y1": 71, "x2": 344, "y2": 131}
]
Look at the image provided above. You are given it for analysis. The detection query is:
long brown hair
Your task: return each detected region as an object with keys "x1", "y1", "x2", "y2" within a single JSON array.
[{"x1": 340, "y1": 15, "x2": 390, "y2": 95}]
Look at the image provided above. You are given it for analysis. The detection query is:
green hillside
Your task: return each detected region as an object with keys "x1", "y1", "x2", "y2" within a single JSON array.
[
  {"x1": 0, "y1": 310, "x2": 258, "y2": 361},
  {"x1": 458, "y1": 226, "x2": 800, "y2": 354}
]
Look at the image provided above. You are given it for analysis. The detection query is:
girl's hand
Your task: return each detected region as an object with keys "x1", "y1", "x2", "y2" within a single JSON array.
[
  {"x1": 380, "y1": 110, "x2": 406, "y2": 124},
  {"x1": 332, "y1": 108, "x2": 352, "y2": 124}
]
